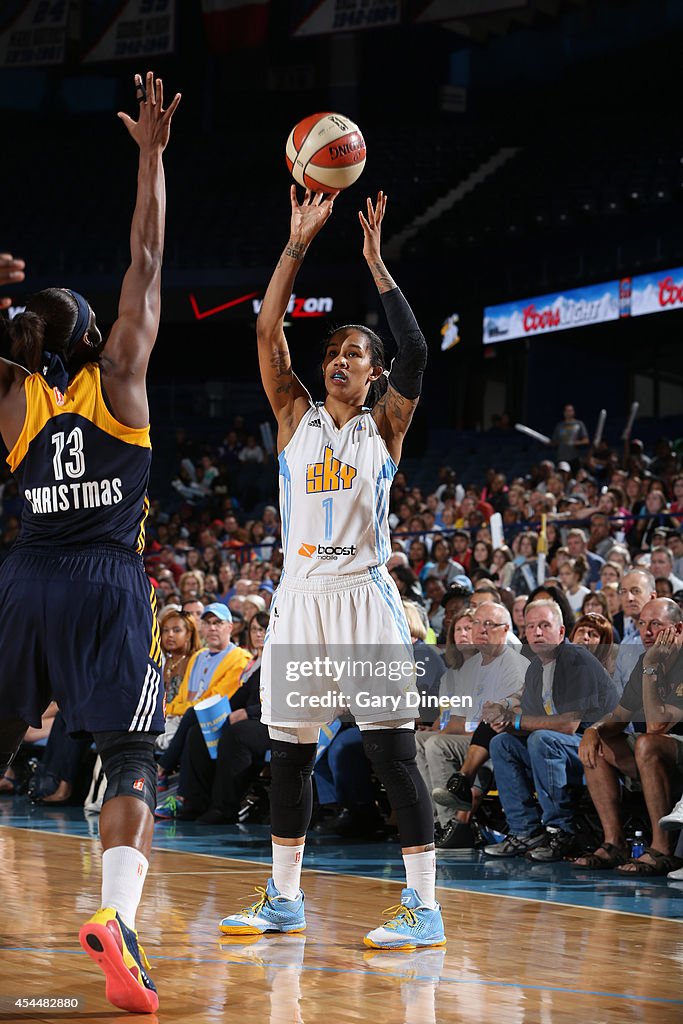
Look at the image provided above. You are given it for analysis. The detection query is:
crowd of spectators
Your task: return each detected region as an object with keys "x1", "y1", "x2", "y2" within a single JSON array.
[{"x1": 3, "y1": 406, "x2": 683, "y2": 878}]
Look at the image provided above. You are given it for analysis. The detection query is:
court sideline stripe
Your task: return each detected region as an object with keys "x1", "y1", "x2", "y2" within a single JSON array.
[{"x1": 4, "y1": 825, "x2": 683, "y2": 925}]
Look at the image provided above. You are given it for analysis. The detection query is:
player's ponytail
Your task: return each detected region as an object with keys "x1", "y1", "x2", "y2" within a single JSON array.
[
  {"x1": 6, "y1": 309, "x2": 48, "y2": 373},
  {"x1": 7, "y1": 288, "x2": 78, "y2": 373}
]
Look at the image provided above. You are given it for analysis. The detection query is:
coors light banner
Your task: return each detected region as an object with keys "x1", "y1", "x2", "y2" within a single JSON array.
[
  {"x1": 630, "y1": 267, "x2": 683, "y2": 317},
  {"x1": 483, "y1": 281, "x2": 620, "y2": 345}
]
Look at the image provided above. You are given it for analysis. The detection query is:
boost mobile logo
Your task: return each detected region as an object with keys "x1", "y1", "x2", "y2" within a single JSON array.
[{"x1": 298, "y1": 542, "x2": 358, "y2": 560}]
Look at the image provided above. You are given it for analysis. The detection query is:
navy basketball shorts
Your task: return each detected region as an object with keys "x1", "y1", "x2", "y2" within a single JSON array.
[{"x1": 0, "y1": 544, "x2": 163, "y2": 736}]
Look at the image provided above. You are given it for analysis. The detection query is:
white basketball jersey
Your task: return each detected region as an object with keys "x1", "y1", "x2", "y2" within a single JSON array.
[{"x1": 279, "y1": 403, "x2": 397, "y2": 578}]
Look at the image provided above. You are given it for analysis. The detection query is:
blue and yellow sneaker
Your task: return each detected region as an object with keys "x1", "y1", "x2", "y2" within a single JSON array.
[
  {"x1": 364, "y1": 888, "x2": 446, "y2": 950},
  {"x1": 79, "y1": 907, "x2": 158, "y2": 1014},
  {"x1": 154, "y1": 793, "x2": 184, "y2": 819},
  {"x1": 219, "y1": 878, "x2": 306, "y2": 935}
]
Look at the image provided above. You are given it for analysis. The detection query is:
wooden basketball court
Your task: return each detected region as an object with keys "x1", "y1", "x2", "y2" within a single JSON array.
[{"x1": 2, "y1": 820, "x2": 682, "y2": 1024}]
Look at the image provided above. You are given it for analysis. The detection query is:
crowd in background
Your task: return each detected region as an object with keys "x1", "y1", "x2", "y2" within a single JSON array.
[{"x1": 3, "y1": 406, "x2": 683, "y2": 874}]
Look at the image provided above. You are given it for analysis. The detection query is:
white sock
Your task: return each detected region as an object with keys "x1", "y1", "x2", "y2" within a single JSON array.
[
  {"x1": 403, "y1": 849, "x2": 437, "y2": 909},
  {"x1": 101, "y1": 846, "x2": 149, "y2": 930},
  {"x1": 272, "y1": 841, "x2": 305, "y2": 900}
]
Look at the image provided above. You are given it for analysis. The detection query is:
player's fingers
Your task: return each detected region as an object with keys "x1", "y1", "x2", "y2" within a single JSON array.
[
  {"x1": 134, "y1": 73, "x2": 146, "y2": 104},
  {"x1": 358, "y1": 211, "x2": 370, "y2": 231},
  {"x1": 117, "y1": 112, "x2": 135, "y2": 132},
  {"x1": 156, "y1": 77, "x2": 163, "y2": 110},
  {"x1": 311, "y1": 191, "x2": 324, "y2": 206},
  {"x1": 303, "y1": 188, "x2": 312, "y2": 205},
  {"x1": 163, "y1": 93, "x2": 181, "y2": 121},
  {"x1": 147, "y1": 71, "x2": 156, "y2": 105}
]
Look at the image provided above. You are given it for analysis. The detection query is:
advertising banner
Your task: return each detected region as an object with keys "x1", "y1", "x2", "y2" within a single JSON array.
[
  {"x1": 630, "y1": 267, "x2": 683, "y2": 318},
  {"x1": 483, "y1": 280, "x2": 620, "y2": 345}
]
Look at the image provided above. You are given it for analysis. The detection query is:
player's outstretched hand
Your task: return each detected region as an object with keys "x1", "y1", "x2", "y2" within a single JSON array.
[
  {"x1": 288, "y1": 186, "x2": 340, "y2": 252},
  {"x1": 359, "y1": 191, "x2": 387, "y2": 262},
  {"x1": 118, "y1": 71, "x2": 181, "y2": 153},
  {"x1": 0, "y1": 253, "x2": 25, "y2": 310}
]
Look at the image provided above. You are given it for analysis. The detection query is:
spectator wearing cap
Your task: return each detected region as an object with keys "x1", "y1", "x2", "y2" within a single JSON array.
[
  {"x1": 155, "y1": 603, "x2": 253, "y2": 800},
  {"x1": 243, "y1": 593, "x2": 267, "y2": 623},
  {"x1": 259, "y1": 577, "x2": 275, "y2": 608},
  {"x1": 438, "y1": 577, "x2": 473, "y2": 647},
  {"x1": 649, "y1": 548, "x2": 683, "y2": 594}
]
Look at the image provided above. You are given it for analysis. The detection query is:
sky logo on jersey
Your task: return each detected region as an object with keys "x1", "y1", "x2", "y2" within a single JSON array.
[
  {"x1": 299, "y1": 541, "x2": 358, "y2": 560},
  {"x1": 306, "y1": 445, "x2": 356, "y2": 493}
]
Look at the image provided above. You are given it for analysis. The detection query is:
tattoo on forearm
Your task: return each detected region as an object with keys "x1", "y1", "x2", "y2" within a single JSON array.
[
  {"x1": 285, "y1": 240, "x2": 307, "y2": 262},
  {"x1": 371, "y1": 259, "x2": 396, "y2": 293}
]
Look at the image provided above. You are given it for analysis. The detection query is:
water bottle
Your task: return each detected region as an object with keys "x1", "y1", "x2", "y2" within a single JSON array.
[{"x1": 631, "y1": 831, "x2": 645, "y2": 859}]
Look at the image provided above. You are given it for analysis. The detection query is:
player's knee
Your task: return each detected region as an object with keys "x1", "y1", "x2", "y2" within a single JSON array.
[
  {"x1": 94, "y1": 731, "x2": 157, "y2": 813},
  {"x1": 270, "y1": 739, "x2": 317, "y2": 808},
  {"x1": 362, "y1": 729, "x2": 420, "y2": 809}
]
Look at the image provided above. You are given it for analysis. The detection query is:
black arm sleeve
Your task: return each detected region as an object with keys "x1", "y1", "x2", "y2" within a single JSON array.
[{"x1": 381, "y1": 287, "x2": 428, "y2": 400}]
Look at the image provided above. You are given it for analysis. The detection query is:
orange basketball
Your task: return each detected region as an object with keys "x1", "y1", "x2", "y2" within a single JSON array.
[{"x1": 285, "y1": 112, "x2": 366, "y2": 192}]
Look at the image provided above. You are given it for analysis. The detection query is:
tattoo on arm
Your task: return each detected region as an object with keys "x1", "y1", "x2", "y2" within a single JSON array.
[
  {"x1": 388, "y1": 390, "x2": 408, "y2": 423},
  {"x1": 285, "y1": 240, "x2": 307, "y2": 262},
  {"x1": 270, "y1": 346, "x2": 294, "y2": 393},
  {"x1": 370, "y1": 259, "x2": 397, "y2": 293}
]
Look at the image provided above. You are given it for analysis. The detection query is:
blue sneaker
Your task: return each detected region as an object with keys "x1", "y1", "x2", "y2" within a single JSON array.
[
  {"x1": 364, "y1": 888, "x2": 446, "y2": 950},
  {"x1": 219, "y1": 878, "x2": 306, "y2": 935}
]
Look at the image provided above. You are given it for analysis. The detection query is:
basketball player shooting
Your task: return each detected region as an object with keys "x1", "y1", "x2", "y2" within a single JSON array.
[
  {"x1": 0, "y1": 72, "x2": 179, "y2": 1013},
  {"x1": 219, "y1": 187, "x2": 445, "y2": 950}
]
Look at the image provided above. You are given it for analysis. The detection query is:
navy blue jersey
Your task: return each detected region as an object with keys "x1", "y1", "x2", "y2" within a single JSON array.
[{"x1": 7, "y1": 363, "x2": 151, "y2": 552}]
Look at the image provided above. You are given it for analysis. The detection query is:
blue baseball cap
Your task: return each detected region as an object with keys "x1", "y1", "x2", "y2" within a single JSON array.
[{"x1": 202, "y1": 602, "x2": 233, "y2": 623}]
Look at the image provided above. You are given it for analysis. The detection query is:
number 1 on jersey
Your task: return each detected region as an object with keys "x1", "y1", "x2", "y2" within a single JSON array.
[{"x1": 322, "y1": 496, "x2": 334, "y2": 541}]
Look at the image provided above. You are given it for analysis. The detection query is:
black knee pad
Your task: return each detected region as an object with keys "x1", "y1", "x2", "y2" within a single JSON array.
[
  {"x1": 362, "y1": 729, "x2": 433, "y2": 847},
  {"x1": 93, "y1": 731, "x2": 157, "y2": 813},
  {"x1": 0, "y1": 717, "x2": 28, "y2": 774},
  {"x1": 269, "y1": 740, "x2": 317, "y2": 839}
]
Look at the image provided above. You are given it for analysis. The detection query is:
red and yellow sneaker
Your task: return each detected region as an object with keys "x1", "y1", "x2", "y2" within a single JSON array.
[{"x1": 79, "y1": 907, "x2": 158, "y2": 1013}]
